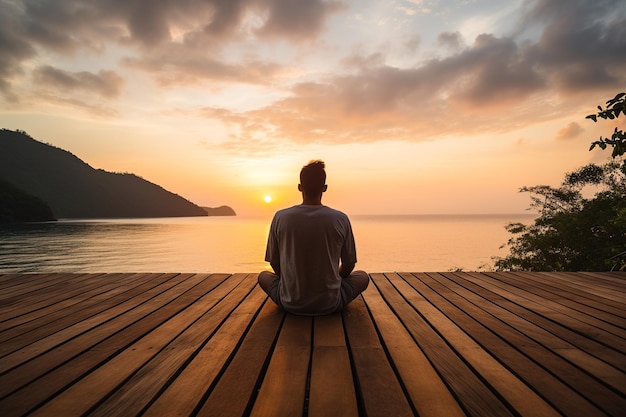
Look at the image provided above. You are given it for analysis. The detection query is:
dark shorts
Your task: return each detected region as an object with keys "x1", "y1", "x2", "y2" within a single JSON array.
[{"x1": 258, "y1": 270, "x2": 369, "y2": 314}]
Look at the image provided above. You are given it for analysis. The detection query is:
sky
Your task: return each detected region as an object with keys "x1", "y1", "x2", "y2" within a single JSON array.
[{"x1": 1, "y1": 0, "x2": 625, "y2": 217}]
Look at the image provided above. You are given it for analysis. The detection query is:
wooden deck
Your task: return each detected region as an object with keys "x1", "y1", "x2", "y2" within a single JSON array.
[{"x1": 0, "y1": 272, "x2": 624, "y2": 417}]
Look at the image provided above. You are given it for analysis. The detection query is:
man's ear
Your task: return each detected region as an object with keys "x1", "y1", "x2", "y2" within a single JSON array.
[
  {"x1": 298, "y1": 184, "x2": 303, "y2": 192},
  {"x1": 323, "y1": 184, "x2": 328, "y2": 192}
]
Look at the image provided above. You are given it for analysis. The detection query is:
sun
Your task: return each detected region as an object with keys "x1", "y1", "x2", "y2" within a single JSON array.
[{"x1": 264, "y1": 195, "x2": 272, "y2": 203}]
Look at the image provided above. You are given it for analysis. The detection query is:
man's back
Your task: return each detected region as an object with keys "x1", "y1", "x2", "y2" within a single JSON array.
[
  {"x1": 265, "y1": 204, "x2": 356, "y2": 315},
  {"x1": 258, "y1": 160, "x2": 368, "y2": 315}
]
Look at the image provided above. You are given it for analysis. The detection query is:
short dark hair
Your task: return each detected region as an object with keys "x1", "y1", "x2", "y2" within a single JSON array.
[{"x1": 300, "y1": 160, "x2": 326, "y2": 195}]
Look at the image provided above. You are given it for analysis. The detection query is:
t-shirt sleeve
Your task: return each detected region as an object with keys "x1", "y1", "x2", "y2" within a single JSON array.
[
  {"x1": 340, "y1": 218, "x2": 357, "y2": 264},
  {"x1": 265, "y1": 215, "x2": 279, "y2": 263}
]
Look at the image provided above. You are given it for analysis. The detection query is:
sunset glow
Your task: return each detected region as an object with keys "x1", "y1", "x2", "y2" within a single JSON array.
[{"x1": 1, "y1": 0, "x2": 624, "y2": 216}]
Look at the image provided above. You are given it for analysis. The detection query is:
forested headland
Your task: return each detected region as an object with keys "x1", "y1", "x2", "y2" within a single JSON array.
[{"x1": 0, "y1": 129, "x2": 233, "y2": 221}]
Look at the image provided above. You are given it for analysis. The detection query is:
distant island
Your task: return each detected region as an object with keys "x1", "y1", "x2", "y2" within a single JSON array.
[
  {"x1": 0, "y1": 129, "x2": 235, "y2": 221},
  {"x1": 203, "y1": 206, "x2": 236, "y2": 216}
]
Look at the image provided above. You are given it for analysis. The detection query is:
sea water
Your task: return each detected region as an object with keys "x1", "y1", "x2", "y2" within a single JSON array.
[{"x1": 0, "y1": 214, "x2": 534, "y2": 274}]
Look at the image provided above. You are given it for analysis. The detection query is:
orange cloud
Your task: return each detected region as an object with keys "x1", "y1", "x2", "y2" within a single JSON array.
[{"x1": 555, "y1": 122, "x2": 584, "y2": 141}]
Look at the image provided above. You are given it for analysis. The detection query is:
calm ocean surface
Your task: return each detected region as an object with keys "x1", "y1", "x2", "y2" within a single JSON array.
[{"x1": 0, "y1": 214, "x2": 534, "y2": 274}]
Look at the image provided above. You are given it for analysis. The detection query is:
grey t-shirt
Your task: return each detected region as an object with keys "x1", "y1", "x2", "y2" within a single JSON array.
[{"x1": 265, "y1": 204, "x2": 357, "y2": 315}]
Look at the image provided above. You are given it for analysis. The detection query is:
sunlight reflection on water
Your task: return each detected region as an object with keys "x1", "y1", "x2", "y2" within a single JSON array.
[{"x1": 0, "y1": 214, "x2": 533, "y2": 273}]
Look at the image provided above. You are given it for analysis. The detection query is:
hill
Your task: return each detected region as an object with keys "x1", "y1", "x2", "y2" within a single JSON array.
[
  {"x1": 0, "y1": 177, "x2": 56, "y2": 222},
  {"x1": 0, "y1": 129, "x2": 209, "y2": 219}
]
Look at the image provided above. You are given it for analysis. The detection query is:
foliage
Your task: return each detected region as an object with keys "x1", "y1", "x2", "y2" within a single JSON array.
[
  {"x1": 495, "y1": 162, "x2": 625, "y2": 271},
  {"x1": 496, "y1": 92, "x2": 626, "y2": 272},
  {"x1": 587, "y1": 92, "x2": 626, "y2": 168}
]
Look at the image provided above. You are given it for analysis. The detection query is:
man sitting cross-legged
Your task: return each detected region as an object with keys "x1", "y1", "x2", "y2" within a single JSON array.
[{"x1": 258, "y1": 160, "x2": 369, "y2": 315}]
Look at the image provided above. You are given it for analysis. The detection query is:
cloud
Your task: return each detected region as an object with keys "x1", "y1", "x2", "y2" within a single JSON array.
[
  {"x1": 254, "y1": 0, "x2": 345, "y2": 40},
  {"x1": 19, "y1": 0, "x2": 126, "y2": 53},
  {"x1": 0, "y1": 0, "x2": 345, "y2": 97},
  {"x1": 555, "y1": 122, "x2": 584, "y2": 141},
  {"x1": 125, "y1": 0, "x2": 344, "y2": 82},
  {"x1": 34, "y1": 94, "x2": 121, "y2": 118},
  {"x1": 399, "y1": 0, "x2": 431, "y2": 16},
  {"x1": 122, "y1": 50, "x2": 283, "y2": 86},
  {"x1": 210, "y1": 0, "x2": 626, "y2": 149},
  {"x1": 0, "y1": 3, "x2": 37, "y2": 101},
  {"x1": 446, "y1": 33, "x2": 546, "y2": 107},
  {"x1": 1, "y1": 0, "x2": 625, "y2": 147},
  {"x1": 33, "y1": 65, "x2": 124, "y2": 98},
  {"x1": 438, "y1": 31, "x2": 464, "y2": 50},
  {"x1": 17, "y1": 0, "x2": 343, "y2": 48},
  {"x1": 521, "y1": 0, "x2": 626, "y2": 92}
]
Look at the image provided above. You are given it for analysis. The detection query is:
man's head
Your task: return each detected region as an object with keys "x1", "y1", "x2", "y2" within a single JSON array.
[{"x1": 299, "y1": 160, "x2": 327, "y2": 199}]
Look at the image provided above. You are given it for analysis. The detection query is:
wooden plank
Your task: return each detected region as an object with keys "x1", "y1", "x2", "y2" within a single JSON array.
[
  {"x1": 0, "y1": 273, "x2": 202, "y2": 410},
  {"x1": 579, "y1": 271, "x2": 626, "y2": 286},
  {"x1": 342, "y1": 293, "x2": 414, "y2": 417},
  {"x1": 432, "y1": 272, "x2": 626, "y2": 413},
  {"x1": 0, "y1": 273, "x2": 152, "y2": 330},
  {"x1": 308, "y1": 313, "x2": 359, "y2": 417},
  {"x1": 0, "y1": 273, "x2": 68, "y2": 296},
  {"x1": 0, "y1": 273, "x2": 169, "y2": 353},
  {"x1": 494, "y1": 272, "x2": 626, "y2": 337},
  {"x1": 510, "y1": 272, "x2": 626, "y2": 320},
  {"x1": 443, "y1": 271, "x2": 626, "y2": 390},
  {"x1": 0, "y1": 273, "x2": 228, "y2": 416},
  {"x1": 448, "y1": 272, "x2": 625, "y2": 395},
  {"x1": 549, "y1": 272, "x2": 626, "y2": 304},
  {"x1": 140, "y1": 284, "x2": 269, "y2": 417},
  {"x1": 88, "y1": 274, "x2": 261, "y2": 417},
  {"x1": 372, "y1": 273, "x2": 515, "y2": 417},
  {"x1": 477, "y1": 272, "x2": 626, "y2": 348},
  {"x1": 382, "y1": 272, "x2": 562, "y2": 417},
  {"x1": 0, "y1": 273, "x2": 50, "y2": 286},
  {"x1": 562, "y1": 271, "x2": 624, "y2": 288},
  {"x1": 249, "y1": 313, "x2": 312, "y2": 417},
  {"x1": 458, "y1": 271, "x2": 626, "y2": 372},
  {"x1": 0, "y1": 273, "x2": 196, "y2": 375},
  {"x1": 0, "y1": 273, "x2": 147, "y2": 332},
  {"x1": 0, "y1": 273, "x2": 99, "y2": 311},
  {"x1": 23, "y1": 274, "x2": 245, "y2": 417},
  {"x1": 0, "y1": 273, "x2": 77, "y2": 295},
  {"x1": 195, "y1": 300, "x2": 285, "y2": 417},
  {"x1": 0, "y1": 272, "x2": 623, "y2": 417},
  {"x1": 363, "y1": 274, "x2": 466, "y2": 417},
  {"x1": 0, "y1": 273, "x2": 98, "y2": 320},
  {"x1": 407, "y1": 272, "x2": 620, "y2": 417}
]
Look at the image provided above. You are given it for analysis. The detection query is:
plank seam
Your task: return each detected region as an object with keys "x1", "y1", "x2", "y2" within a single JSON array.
[
  {"x1": 83, "y1": 274, "x2": 253, "y2": 417},
  {"x1": 341, "y1": 305, "x2": 368, "y2": 417},
  {"x1": 390, "y1": 272, "x2": 516, "y2": 417},
  {"x1": 237, "y1": 310, "x2": 287, "y2": 417},
  {"x1": 364, "y1": 278, "x2": 421, "y2": 417}
]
